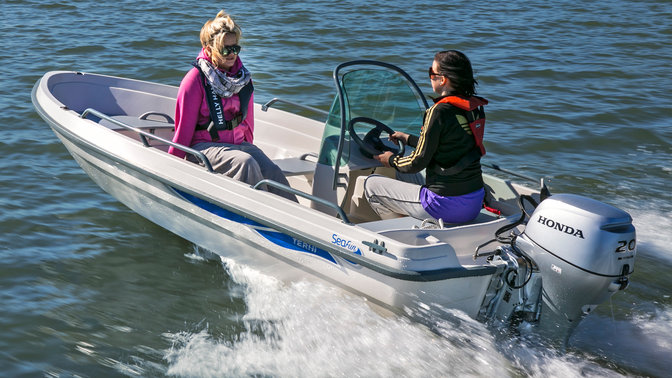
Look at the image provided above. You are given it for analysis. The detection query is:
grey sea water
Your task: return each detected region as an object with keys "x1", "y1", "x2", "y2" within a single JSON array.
[{"x1": 1, "y1": 0, "x2": 671, "y2": 376}]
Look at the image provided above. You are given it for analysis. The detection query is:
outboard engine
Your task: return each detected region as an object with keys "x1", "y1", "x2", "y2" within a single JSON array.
[{"x1": 514, "y1": 193, "x2": 636, "y2": 342}]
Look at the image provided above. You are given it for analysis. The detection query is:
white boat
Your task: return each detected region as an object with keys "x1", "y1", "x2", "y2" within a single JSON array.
[{"x1": 32, "y1": 61, "x2": 636, "y2": 344}]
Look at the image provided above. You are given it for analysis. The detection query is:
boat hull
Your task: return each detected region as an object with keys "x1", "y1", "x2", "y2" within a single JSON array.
[{"x1": 37, "y1": 92, "x2": 497, "y2": 319}]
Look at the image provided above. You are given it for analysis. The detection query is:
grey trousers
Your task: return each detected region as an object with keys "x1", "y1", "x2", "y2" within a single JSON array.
[
  {"x1": 190, "y1": 142, "x2": 297, "y2": 202},
  {"x1": 363, "y1": 174, "x2": 433, "y2": 220}
]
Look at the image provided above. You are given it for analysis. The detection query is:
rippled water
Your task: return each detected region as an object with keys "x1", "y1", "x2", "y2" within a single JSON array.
[{"x1": 2, "y1": 0, "x2": 671, "y2": 376}]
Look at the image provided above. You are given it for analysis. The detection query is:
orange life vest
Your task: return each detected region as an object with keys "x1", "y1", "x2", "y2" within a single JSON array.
[{"x1": 435, "y1": 95, "x2": 488, "y2": 155}]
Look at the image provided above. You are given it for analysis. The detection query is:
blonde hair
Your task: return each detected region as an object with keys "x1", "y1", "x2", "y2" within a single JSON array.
[{"x1": 200, "y1": 10, "x2": 241, "y2": 67}]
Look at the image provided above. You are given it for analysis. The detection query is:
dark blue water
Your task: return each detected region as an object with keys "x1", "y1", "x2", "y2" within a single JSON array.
[{"x1": 2, "y1": 0, "x2": 671, "y2": 376}]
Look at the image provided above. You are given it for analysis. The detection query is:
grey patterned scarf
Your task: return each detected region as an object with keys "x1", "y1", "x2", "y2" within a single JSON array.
[{"x1": 197, "y1": 58, "x2": 251, "y2": 98}]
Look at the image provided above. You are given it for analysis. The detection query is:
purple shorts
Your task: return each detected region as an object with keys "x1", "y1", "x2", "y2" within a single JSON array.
[{"x1": 420, "y1": 187, "x2": 485, "y2": 223}]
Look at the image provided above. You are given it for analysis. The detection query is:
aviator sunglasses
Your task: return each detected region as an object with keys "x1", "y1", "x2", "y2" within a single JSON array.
[{"x1": 220, "y1": 44, "x2": 242, "y2": 56}]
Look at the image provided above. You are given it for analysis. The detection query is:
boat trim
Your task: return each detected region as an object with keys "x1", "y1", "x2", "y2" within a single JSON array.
[
  {"x1": 253, "y1": 179, "x2": 351, "y2": 224},
  {"x1": 261, "y1": 97, "x2": 329, "y2": 117}
]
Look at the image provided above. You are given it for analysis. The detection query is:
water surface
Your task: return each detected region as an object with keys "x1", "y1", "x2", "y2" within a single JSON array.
[{"x1": 1, "y1": 0, "x2": 671, "y2": 376}]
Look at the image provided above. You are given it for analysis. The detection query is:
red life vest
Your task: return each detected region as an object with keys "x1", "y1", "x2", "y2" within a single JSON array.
[{"x1": 435, "y1": 95, "x2": 488, "y2": 155}]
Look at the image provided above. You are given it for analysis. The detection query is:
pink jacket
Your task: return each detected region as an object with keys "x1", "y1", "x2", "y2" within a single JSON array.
[{"x1": 168, "y1": 49, "x2": 254, "y2": 158}]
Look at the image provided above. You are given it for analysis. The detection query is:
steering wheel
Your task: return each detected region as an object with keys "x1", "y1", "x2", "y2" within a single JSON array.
[{"x1": 347, "y1": 117, "x2": 405, "y2": 159}]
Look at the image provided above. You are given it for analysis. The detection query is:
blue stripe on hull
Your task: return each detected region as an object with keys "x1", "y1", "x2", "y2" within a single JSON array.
[{"x1": 173, "y1": 188, "x2": 337, "y2": 263}]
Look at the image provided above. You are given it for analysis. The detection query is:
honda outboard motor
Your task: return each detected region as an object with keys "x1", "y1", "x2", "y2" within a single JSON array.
[{"x1": 514, "y1": 194, "x2": 636, "y2": 342}]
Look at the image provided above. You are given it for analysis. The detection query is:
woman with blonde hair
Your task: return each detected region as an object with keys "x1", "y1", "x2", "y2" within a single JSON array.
[{"x1": 169, "y1": 10, "x2": 296, "y2": 201}]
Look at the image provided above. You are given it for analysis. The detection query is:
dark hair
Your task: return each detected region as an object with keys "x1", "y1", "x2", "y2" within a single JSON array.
[{"x1": 434, "y1": 50, "x2": 478, "y2": 96}]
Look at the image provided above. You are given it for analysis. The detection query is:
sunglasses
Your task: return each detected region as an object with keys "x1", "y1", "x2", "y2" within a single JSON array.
[
  {"x1": 220, "y1": 44, "x2": 242, "y2": 56},
  {"x1": 428, "y1": 67, "x2": 442, "y2": 79}
]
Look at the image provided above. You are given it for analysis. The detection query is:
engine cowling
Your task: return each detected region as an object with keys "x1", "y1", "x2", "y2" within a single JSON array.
[{"x1": 514, "y1": 193, "x2": 636, "y2": 342}]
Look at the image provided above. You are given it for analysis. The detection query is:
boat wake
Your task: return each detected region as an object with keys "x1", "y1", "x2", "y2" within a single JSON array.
[{"x1": 162, "y1": 255, "x2": 634, "y2": 377}]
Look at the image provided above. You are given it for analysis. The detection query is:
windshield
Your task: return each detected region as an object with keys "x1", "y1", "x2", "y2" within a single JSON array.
[{"x1": 318, "y1": 62, "x2": 428, "y2": 167}]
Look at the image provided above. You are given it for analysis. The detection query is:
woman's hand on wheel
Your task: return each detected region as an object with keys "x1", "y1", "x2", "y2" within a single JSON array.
[
  {"x1": 389, "y1": 131, "x2": 409, "y2": 145},
  {"x1": 374, "y1": 151, "x2": 395, "y2": 168}
]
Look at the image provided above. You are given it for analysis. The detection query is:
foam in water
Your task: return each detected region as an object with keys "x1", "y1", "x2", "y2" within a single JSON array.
[
  {"x1": 628, "y1": 207, "x2": 672, "y2": 262},
  {"x1": 183, "y1": 245, "x2": 208, "y2": 263},
  {"x1": 163, "y1": 257, "x2": 633, "y2": 377},
  {"x1": 633, "y1": 309, "x2": 672, "y2": 350},
  {"x1": 162, "y1": 258, "x2": 506, "y2": 376}
]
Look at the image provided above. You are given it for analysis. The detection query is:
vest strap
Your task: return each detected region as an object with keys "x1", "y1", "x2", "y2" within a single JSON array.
[
  {"x1": 193, "y1": 63, "x2": 254, "y2": 142},
  {"x1": 431, "y1": 97, "x2": 487, "y2": 176}
]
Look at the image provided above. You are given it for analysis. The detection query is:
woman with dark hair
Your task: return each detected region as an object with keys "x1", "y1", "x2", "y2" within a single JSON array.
[{"x1": 364, "y1": 50, "x2": 488, "y2": 223}]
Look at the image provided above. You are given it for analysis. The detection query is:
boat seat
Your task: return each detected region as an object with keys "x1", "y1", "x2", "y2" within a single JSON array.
[
  {"x1": 359, "y1": 210, "x2": 520, "y2": 252},
  {"x1": 358, "y1": 208, "x2": 504, "y2": 233},
  {"x1": 273, "y1": 153, "x2": 318, "y2": 176}
]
